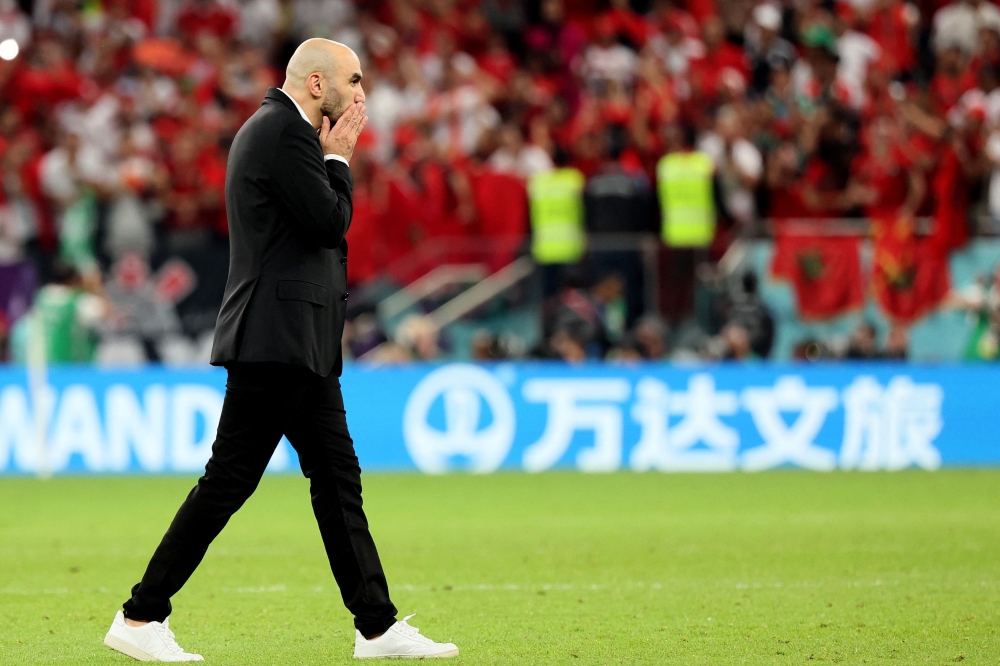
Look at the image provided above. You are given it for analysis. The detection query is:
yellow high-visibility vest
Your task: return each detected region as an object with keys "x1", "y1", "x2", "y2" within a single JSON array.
[
  {"x1": 656, "y1": 151, "x2": 716, "y2": 247},
  {"x1": 528, "y1": 167, "x2": 586, "y2": 264}
]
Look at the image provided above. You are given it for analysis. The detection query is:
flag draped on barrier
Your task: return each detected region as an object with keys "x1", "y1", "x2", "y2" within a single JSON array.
[{"x1": 771, "y1": 233, "x2": 864, "y2": 320}]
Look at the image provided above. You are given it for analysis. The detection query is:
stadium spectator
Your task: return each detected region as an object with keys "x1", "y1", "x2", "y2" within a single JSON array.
[
  {"x1": 705, "y1": 321, "x2": 753, "y2": 359},
  {"x1": 746, "y1": 3, "x2": 795, "y2": 95},
  {"x1": 631, "y1": 313, "x2": 671, "y2": 359},
  {"x1": 883, "y1": 325, "x2": 910, "y2": 359},
  {"x1": 470, "y1": 328, "x2": 508, "y2": 359},
  {"x1": 949, "y1": 263, "x2": 1000, "y2": 359},
  {"x1": 726, "y1": 271, "x2": 774, "y2": 358},
  {"x1": 9, "y1": 260, "x2": 109, "y2": 363},
  {"x1": 0, "y1": 0, "x2": 30, "y2": 54},
  {"x1": 396, "y1": 314, "x2": 443, "y2": 360},
  {"x1": 582, "y1": 15, "x2": 639, "y2": 92},
  {"x1": 176, "y1": 0, "x2": 239, "y2": 43},
  {"x1": 542, "y1": 270, "x2": 626, "y2": 359},
  {"x1": 2, "y1": 0, "x2": 1000, "y2": 363},
  {"x1": 698, "y1": 104, "x2": 762, "y2": 226},
  {"x1": 488, "y1": 122, "x2": 554, "y2": 178},
  {"x1": 845, "y1": 321, "x2": 880, "y2": 359},
  {"x1": 933, "y1": 0, "x2": 1000, "y2": 55}
]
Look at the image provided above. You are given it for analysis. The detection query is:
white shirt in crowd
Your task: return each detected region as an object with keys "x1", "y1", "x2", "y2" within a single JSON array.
[
  {"x1": 838, "y1": 30, "x2": 881, "y2": 106},
  {"x1": 0, "y1": 0, "x2": 32, "y2": 50},
  {"x1": 583, "y1": 43, "x2": 639, "y2": 89},
  {"x1": 366, "y1": 78, "x2": 427, "y2": 163},
  {"x1": 698, "y1": 132, "x2": 763, "y2": 224},
  {"x1": 488, "y1": 145, "x2": 554, "y2": 180},
  {"x1": 428, "y1": 84, "x2": 501, "y2": 156},
  {"x1": 985, "y1": 131, "x2": 1000, "y2": 220},
  {"x1": 933, "y1": 0, "x2": 1000, "y2": 53},
  {"x1": 239, "y1": 0, "x2": 280, "y2": 46},
  {"x1": 648, "y1": 33, "x2": 705, "y2": 80}
]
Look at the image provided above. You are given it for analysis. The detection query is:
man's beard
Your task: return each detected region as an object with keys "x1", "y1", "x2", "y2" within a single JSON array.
[{"x1": 321, "y1": 88, "x2": 347, "y2": 122}]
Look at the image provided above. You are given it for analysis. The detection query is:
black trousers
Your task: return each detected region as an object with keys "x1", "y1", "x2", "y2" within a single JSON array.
[{"x1": 122, "y1": 362, "x2": 398, "y2": 636}]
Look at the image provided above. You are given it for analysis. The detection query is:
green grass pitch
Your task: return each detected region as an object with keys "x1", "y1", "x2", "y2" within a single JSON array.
[{"x1": 0, "y1": 471, "x2": 998, "y2": 665}]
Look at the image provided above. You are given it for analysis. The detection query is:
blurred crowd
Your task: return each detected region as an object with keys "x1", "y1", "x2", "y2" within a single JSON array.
[
  {"x1": 352, "y1": 263, "x2": 979, "y2": 362},
  {"x1": 2, "y1": 0, "x2": 1000, "y2": 363}
]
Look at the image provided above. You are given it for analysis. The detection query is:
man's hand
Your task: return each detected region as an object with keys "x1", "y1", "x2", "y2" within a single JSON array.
[{"x1": 320, "y1": 103, "x2": 368, "y2": 164}]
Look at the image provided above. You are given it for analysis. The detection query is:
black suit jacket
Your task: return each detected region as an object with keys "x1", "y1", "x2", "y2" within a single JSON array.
[{"x1": 211, "y1": 88, "x2": 352, "y2": 377}]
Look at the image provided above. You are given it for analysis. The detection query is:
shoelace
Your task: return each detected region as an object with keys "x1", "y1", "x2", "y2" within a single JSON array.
[
  {"x1": 394, "y1": 615, "x2": 424, "y2": 639},
  {"x1": 152, "y1": 620, "x2": 187, "y2": 655}
]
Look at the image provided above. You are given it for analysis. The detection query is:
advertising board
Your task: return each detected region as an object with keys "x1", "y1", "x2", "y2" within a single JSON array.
[{"x1": 0, "y1": 363, "x2": 995, "y2": 475}]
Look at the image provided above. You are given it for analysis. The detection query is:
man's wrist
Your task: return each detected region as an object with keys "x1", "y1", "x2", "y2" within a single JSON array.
[{"x1": 325, "y1": 154, "x2": 350, "y2": 167}]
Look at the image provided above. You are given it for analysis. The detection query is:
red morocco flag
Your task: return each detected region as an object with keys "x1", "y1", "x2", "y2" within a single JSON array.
[
  {"x1": 871, "y1": 214, "x2": 950, "y2": 323},
  {"x1": 771, "y1": 232, "x2": 865, "y2": 321}
]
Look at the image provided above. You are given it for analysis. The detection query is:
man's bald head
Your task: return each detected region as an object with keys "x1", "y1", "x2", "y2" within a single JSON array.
[
  {"x1": 283, "y1": 39, "x2": 365, "y2": 124},
  {"x1": 285, "y1": 39, "x2": 355, "y2": 86}
]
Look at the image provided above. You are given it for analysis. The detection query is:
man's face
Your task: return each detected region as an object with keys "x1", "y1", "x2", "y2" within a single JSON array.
[{"x1": 321, "y1": 54, "x2": 366, "y2": 122}]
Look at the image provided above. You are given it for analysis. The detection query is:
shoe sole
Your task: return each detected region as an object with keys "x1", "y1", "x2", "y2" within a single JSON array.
[
  {"x1": 104, "y1": 633, "x2": 204, "y2": 662},
  {"x1": 104, "y1": 633, "x2": 157, "y2": 661},
  {"x1": 354, "y1": 647, "x2": 460, "y2": 659}
]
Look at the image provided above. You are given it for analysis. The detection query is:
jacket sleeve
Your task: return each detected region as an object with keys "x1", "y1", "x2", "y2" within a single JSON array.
[{"x1": 270, "y1": 120, "x2": 353, "y2": 249}]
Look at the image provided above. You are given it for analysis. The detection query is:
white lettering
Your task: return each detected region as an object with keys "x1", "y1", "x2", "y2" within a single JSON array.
[
  {"x1": 741, "y1": 376, "x2": 838, "y2": 471},
  {"x1": 841, "y1": 376, "x2": 943, "y2": 471},
  {"x1": 48, "y1": 385, "x2": 105, "y2": 471},
  {"x1": 403, "y1": 364, "x2": 516, "y2": 474},
  {"x1": 522, "y1": 379, "x2": 630, "y2": 472},
  {"x1": 105, "y1": 385, "x2": 168, "y2": 472},
  {"x1": 630, "y1": 374, "x2": 740, "y2": 472},
  {"x1": 171, "y1": 385, "x2": 224, "y2": 472},
  {"x1": 0, "y1": 386, "x2": 38, "y2": 472}
]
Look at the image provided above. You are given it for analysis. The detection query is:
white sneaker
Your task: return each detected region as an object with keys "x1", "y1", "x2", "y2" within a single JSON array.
[
  {"x1": 104, "y1": 611, "x2": 204, "y2": 662},
  {"x1": 353, "y1": 615, "x2": 459, "y2": 659}
]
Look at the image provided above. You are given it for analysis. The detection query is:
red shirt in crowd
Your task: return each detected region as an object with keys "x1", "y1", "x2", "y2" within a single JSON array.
[
  {"x1": 683, "y1": 0, "x2": 718, "y2": 23},
  {"x1": 345, "y1": 168, "x2": 390, "y2": 284},
  {"x1": 688, "y1": 41, "x2": 748, "y2": 104},
  {"x1": 851, "y1": 146, "x2": 912, "y2": 219},
  {"x1": 799, "y1": 158, "x2": 847, "y2": 218},
  {"x1": 5, "y1": 60, "x2": 86, "y2": 120},
  {"x1": 930, "y1": 69, "x2": 977, "y2": 113},
  {"x1": 768, "y1": 183, "x2": 811, "y2": 220},
  {"x1": 596, "y1": 6, "x2": 649, "y2": 47},
  {"x1": 176, "y1": 0, "x2": 239, "y2": 40},
  {"x1": 864, "y1": 1, "x2": 916, "y2": 75}
]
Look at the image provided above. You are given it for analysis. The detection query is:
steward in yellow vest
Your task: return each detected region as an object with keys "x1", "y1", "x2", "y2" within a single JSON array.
[
  {"x1": 528, "y1": 167, "x2": 586, "y2": 264},
  {"x1": 656, "y1": 151, "x2": 716, "y2": 247}
]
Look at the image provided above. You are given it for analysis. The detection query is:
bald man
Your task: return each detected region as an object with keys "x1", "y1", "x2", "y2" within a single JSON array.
[{"x1": 103, "y1": 40, "x2": 458, "y2": 661}]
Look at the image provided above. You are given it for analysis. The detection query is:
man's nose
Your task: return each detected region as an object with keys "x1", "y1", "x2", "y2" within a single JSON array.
[{"x1": 356, "y1": 86, "x2": 366, "y2": 104}]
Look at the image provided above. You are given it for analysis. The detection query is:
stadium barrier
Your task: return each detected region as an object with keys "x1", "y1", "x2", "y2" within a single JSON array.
[{"x1": 0, "y1": 363, "x2": 997, "y2": 475}]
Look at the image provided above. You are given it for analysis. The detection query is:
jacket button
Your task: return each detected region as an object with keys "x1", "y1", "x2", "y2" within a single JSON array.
[{"x1": 342, "y1": 292, "x2": 349, "y2": 301}]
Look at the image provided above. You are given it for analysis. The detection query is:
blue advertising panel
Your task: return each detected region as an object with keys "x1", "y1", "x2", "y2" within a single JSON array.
[{"x1": 0, "y1": 363, "x2": 998, "y2": 475}]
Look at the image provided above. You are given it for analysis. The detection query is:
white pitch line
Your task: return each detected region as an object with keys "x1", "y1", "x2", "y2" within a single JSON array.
[
  {"x1": 391, "y1": 582, "x2": 664, "y2": 592},
  {"x1": 222, "y1": 584, "x2": 288, "y2": 593}
]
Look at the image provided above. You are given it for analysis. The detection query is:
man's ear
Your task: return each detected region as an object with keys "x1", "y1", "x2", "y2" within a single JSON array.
[{"x1": 309, "y1": 72, "x2": 323, "y2": 99}]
